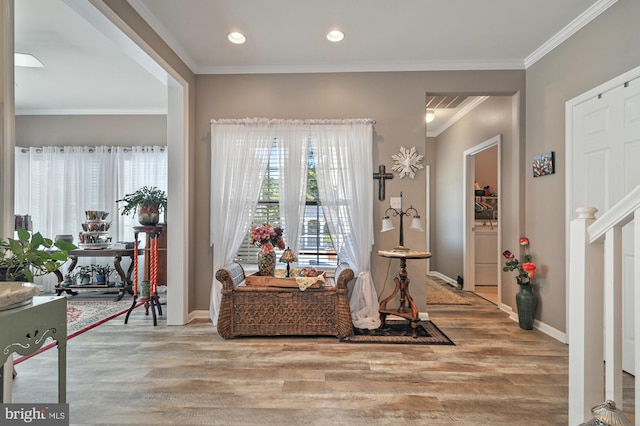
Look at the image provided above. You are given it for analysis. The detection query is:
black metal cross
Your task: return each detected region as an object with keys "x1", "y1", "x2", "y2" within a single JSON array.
[{"x1": 373, "y1": 164, "x2": 394, "y2": 201}]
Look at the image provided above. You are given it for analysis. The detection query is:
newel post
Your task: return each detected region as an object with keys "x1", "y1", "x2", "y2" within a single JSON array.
[{"x1": 568, "y1": 207, "x2": 604, "y2": 425}]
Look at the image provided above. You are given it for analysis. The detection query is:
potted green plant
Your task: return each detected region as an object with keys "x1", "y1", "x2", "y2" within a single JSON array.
[
  {"x1": 116, "y1": 186, "x2": 167, "y2": 226},
  {"x1": 74, "y1": 265, "x2": 93, "y2": 285},
  {"x1": 92, "y1": 264, "x2": 113, "y2": 284},
  {"x1": 0, "y1": 227, "x2": 77, "y2": 282}
]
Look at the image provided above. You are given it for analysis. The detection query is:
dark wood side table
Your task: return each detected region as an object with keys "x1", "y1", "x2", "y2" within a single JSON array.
[
  {"x1": 377, "y1": 250, "x2": 432, "y2": 338},
  {"x1": 125, "y1": 225, "x2": 164, "y2": 325},
  {"x1": 0, "y1": 296, "x2": 67, "y2": 403},
  {"x1": 53, "y1": 248, "x2": 135, "y2": 301}
]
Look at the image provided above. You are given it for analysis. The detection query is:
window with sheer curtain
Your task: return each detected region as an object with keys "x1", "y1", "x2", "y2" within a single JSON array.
[
  {"x1": 234, "y1": 141, "x2": 337, "y2": 267},
  {"x1": 209, "y1": 118, "x2": 381, "y2": 329},
  {"x1": 14, "y1": 146, "x2": 167, "y2": 291}
]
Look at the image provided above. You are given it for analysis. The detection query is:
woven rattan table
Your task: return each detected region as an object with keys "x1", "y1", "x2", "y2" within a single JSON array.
[{"x1": 215, "y1": 263, "x2": 354, "y2": 339}]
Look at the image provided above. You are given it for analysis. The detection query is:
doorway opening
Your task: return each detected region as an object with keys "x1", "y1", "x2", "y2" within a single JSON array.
[{"x1": 463, "y1": 135, "x2": 502, "y2": 304}]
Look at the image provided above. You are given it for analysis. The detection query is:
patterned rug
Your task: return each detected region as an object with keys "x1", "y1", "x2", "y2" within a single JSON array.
[
  {"x1": 14, "y1": 298, "x2": 142, "y2": 365},
  {"x1": 341, "y1": 320, "x2": 454, "y2": 345},
  {"x1": 66, "y1": 299, "x2": 136, "y2": 337},
  {"x1": 426, "y1": 276, "x2": 470, "y2": 305}
]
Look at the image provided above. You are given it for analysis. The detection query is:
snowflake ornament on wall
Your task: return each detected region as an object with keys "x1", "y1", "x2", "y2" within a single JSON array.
[{"x1": 391, "y1": 146, "x2": 424, "y2": 179}]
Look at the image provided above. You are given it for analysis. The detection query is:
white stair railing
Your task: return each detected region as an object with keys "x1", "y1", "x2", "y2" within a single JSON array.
[{"x1": 568, "y1": 185, "x2": 640, "y2": 425}]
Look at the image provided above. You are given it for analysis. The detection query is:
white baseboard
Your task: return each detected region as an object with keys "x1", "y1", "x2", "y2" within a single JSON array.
[
  {"x1": 428, "y1": 271, "x2": 458, "y2": 287},
  {"x1": 430, "y1": 271, "x2": 567, "y2": 344},
  {"x1": 502, "y1": 304, "x2": 567, "y2": 343},
  {"x1": 189, "y1": 309, "x2": 211, "y2": 323}
]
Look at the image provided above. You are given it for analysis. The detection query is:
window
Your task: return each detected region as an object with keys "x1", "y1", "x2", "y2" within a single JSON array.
[
  {"x1": 234, "y1": 141, "x2": 337, "y2": 267},
  {"x1": 14, "y1": 146, "x2": 167, "y2": 243}
]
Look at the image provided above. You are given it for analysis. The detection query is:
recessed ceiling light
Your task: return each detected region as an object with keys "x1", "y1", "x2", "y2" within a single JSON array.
[
  {"x1": 15, "y1": 53, "x2": 44, "y2": 67},
  {"x1": 326, "y1": 30, "x2": 344, "y2": 42},
  {"x1": 227, "y1": 32, "x2": 246, "y2": 44}
]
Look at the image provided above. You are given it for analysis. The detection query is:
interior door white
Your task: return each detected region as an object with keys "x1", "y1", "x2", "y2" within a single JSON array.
[{"x1": 571, "y1": 77, "x2": 640, "y2": 374}]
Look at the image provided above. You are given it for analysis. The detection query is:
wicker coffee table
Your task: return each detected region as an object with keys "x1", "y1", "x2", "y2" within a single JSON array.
[{"x1": 215, "y1": 263, "x2": 353, "y2": 339}]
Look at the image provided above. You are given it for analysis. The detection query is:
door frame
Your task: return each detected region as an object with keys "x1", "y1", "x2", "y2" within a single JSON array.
[
  {"x1": 60, "y1": 0, "x2": 192, "y2": 324},
  {"x1": 424, "y1": 164, "x2": 431, "y2": 274},
  {"x1": 565, "y1": 64, "x2": 640, "y2": 370},
  {"x1": 463, "y1": 135, "x2": 502, "y2": 295}
]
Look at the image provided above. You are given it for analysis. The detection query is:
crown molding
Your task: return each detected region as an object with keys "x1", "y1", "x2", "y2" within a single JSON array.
[
  {"x1": 130, "y1": 0, "x2": 616, "y2": 75},
  {"x1": 15, "y1": 108, "x2": 167, "y2": 116},
  {"x1": 128, "y1": 0, "x2": 198, "y2": 74},
  {"x1": 524, "y1": 0, "x2": 618, "y2": 68},
  {"x1": 198, "y1": 60, "x2": 524, "y2": 75}
]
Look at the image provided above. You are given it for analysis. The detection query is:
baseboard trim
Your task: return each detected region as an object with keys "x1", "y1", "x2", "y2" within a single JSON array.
[
  {"x1": 503, "y1": 304, "x2": 567, "y2": 343},
  {"x1": 189, "y1": 309, "x2": 211, "y2": 323},
  {"x1": 430, "y1": 270, "x2": 567, "y2": 344},
  {"x1": 428, "y1": 271, "x2": 458, "y2": 287}
]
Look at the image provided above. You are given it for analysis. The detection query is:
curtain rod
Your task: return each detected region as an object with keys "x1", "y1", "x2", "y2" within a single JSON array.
[
  {"x1": 17, "y1": 146, "x2": 166, "y2": 154},
  {"x1": 210, "y1": 118, "x2": 375, "y2": 125}
]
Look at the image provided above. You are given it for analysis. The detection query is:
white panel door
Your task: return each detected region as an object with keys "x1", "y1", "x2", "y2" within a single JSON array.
[{"x1": 572, "y1": 77, "x2": 640, "y2": 374}]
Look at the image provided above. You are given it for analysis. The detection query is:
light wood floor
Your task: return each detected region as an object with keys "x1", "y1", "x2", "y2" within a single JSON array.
[
  {"x1": 474, "y1": 285, "x2": 498, "y2": 305},
  {"x1": 8, "y1": 291, "x2": 634, "y2": 425}
]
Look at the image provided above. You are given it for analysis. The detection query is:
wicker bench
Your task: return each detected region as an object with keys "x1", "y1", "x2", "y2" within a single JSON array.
[{"x1": 215, "y1": 262, "x2": 354, "y2": 339}]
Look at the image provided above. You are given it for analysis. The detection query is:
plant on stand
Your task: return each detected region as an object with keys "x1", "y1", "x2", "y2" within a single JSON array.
[
  {"x1": 116, "y1": 186, "x2": 167, "y2": 226},
  {"x1": 250, "y1": 223, "x2": 285, "y2": 276},
  {"x1": 503, "y1": 237, "x2": 538, "y2": 330}
]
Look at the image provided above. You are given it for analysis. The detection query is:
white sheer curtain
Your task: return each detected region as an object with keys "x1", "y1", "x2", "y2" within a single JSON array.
[
  {"x1": 209, "y1": 118, "x2": 378, "y2": 329},
  {"x1": 312, "y1": 120, "x2": 380, "y2": 329},
  {"x1": 209, "y1": 119, "x2": 274, "y2": 325},
  {"x1": 276, "y1": 125, "x2": 309, "y2": 254},
  {"x1": 14, "y1": 146, "x2": 167, "y2": 291}
]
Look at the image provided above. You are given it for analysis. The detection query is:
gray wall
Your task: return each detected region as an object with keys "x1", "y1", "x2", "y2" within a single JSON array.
[
  {"x1": 429, "y1": 96, "x2": 513, "y2": 295},
  {"x1": 525, "y1": 0, "x2": 640, "y2": 333},
  {"x1": 67, "y1": 0, "x2": 640, "y2": 331},
  {"x1": 16, "y1": 115, "x2": 167, "y2": 146},
  {"x1": 195, "y1": 71, "x2": 525, "y2": 313}
]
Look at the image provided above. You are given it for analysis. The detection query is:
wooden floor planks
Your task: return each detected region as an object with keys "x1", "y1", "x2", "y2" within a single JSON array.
[{"x1": 7, "y1": 291, "x2": 633, "y2": 425}]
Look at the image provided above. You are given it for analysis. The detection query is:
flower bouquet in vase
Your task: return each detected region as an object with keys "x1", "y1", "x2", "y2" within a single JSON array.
[
  {"x1": 503, "y1": 237, "x2": 538, "y2": 330},
  {"x1": 250, "y1": 223, "x2": 285, "y2": 276}
]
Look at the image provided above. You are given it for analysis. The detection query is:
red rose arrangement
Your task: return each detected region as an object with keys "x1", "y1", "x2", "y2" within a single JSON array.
[{"x1": 502, "y1": 237, "x2": 537, "y2": 286}]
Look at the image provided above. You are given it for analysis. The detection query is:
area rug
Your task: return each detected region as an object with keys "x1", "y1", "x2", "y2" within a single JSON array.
[
  {"x1": 65, "y1": 299, "x2": 136, "y2": 337},
  {"x1": 13, "y1": 298, "x2": 143, "y2": 365},
  {"x1": 426, "y1": 276, "x2": 470, "y2": 305},
  {"x1": 341, "y1": 320, "x2": 454, "y2": 345}
]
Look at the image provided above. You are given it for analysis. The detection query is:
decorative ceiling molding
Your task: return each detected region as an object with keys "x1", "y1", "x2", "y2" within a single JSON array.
[
  {"x1": 131, "y1": 0, "x2": 617, "y2": 75},
  {"x1": 15, "y1": 108, "x2": 167, "y2": 116},
  {"x1": 524, "y1": 0, "x2": 618, "y2": 68},
  {"x1": 128, "y1": 0, "x2": 198, "y2": 74},
  {"x1": 198, "y1": 60, "x2": 525, "y2": 75}
]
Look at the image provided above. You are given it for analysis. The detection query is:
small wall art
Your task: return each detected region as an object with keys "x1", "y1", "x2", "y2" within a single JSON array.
[{"x1": 532, "y1": 151, "x2": 555, "y2": 177}]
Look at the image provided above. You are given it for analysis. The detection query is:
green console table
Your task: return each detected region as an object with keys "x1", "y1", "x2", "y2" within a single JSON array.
[{"x1": 0, "y1": 296, "x2": 67, "y2": 403}]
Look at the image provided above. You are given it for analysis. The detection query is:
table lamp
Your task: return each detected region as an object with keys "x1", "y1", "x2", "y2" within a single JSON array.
[
  {"x1": 279, "y1": 247, "x2": 298, "y2": 277},
  {"x1": 381, "y1": 192, "x2": 423, "y2": 251}
]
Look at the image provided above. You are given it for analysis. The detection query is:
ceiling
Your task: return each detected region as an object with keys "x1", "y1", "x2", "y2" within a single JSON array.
[{"x1": 14, "y1": 0, "x2": 609, "y2": 123}]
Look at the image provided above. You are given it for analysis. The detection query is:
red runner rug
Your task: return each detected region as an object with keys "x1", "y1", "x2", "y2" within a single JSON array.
[{"x1": 14, "y1": 298, "x2": 144, "y2": 365}]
